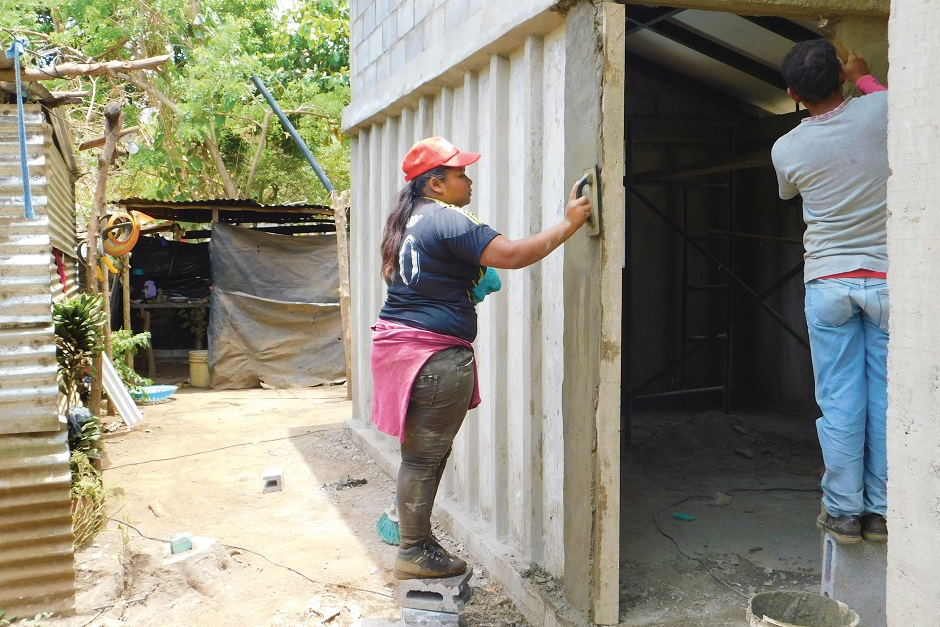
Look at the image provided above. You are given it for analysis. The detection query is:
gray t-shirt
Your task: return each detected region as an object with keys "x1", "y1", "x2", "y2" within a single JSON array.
[{"x1": 771, "y1": 92, "x2": 889, "y2": 282}]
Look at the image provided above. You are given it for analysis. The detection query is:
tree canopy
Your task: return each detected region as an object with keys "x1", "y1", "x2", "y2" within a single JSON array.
[{"x1": 1, "y1": 0, "x2": 349, "y2": 207}]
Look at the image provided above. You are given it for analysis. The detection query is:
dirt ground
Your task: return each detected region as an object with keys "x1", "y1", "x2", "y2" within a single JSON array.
[
  {"x1": 42, "y1": 365, "x2": 529, "y2": 627},
  {"x1": 617, "y1": 408, "x2": 826, "y2": 626},
  {"x1": 35, "y1": 363, "x2": 831, "y2": 627}
]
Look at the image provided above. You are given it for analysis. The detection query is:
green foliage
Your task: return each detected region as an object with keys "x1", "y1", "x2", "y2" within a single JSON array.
[
  {"x1": 1, "y1": 0, "x2": 350, "y2": 209},
  {"x1": 68, "y1": 410, "x2": 102, "y2": 461},
  {"x1": 0, "y1": 610, "x2": 54, "y2": 626},
  {"x1": 176, "y1": 307, "x2": 206, "y2": 338},
  {"x1": 110, "y1": 329, "x2": 153, "y2": 389},
  {"x1": 70, "y1": 450, "x2": 122, "y2": 550},
  {"x1": 52, "y1": 294, "x2": 106, "y2": 408}
]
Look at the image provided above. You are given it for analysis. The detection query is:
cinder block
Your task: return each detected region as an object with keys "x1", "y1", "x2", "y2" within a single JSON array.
[
  {"x1": 400, "y1": 607, "x2": 467, "y2": 627},
  {"x1": 170, "y1": 532, "x2": 192, "y2": 554},
  {"x1": 262, "y1": 467, "x2": 283, "y2": 493},
  {"x1": 821, "y1": 532, "x2": 887, "y2": 627},
  {"x1": 397, "y1": 569, "x2": 473, "y2": 612}
]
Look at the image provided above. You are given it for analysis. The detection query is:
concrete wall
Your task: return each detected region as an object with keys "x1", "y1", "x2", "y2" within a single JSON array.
[
  {"x1": 344, "y1": 1, "x2": 622, "y2": 623},
  {"x1": 345, "y1": 0, "x2": 564, "y2": 130},
  {"x1": 885, "y1": 2, "x2": 940, "y2": 622},
  {"x1": 348, "y1": 0, "x2": 561, "y2": 99}
]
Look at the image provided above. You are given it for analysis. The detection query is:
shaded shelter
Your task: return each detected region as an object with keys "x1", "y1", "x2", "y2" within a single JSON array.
[{"x1": 116, "y1": 198, "x2": 344, "y2": 389}]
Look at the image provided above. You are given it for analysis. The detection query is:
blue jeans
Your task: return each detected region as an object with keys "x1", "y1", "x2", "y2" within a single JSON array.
[{"x1": 805, "y1": 278, "x2": 889, "y2": 518}]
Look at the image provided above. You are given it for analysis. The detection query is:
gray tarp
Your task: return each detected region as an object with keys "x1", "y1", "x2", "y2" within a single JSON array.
[{"x1": 208, "y1": 222, "x2": 345, "y2": 389}]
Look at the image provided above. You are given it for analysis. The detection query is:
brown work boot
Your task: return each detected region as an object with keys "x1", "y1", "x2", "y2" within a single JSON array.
[
  {"x1": 394, "y1": 540, "x2": 467, "y2": 580},
  {"x1": 860, "y1": 513, "x2": 888, "y2": 542},
  {"x1": 817, "y1": 510, "x2": 862, "y2": 543}
]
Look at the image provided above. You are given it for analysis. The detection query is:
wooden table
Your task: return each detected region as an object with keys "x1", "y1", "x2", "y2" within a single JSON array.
[{"x1": 131, "y1": 301, "x2": 209, "y2": 378}]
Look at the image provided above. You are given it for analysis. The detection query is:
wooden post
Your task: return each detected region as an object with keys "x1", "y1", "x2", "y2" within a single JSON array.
[
  {"x1": 331, "y1": 190, "x2": 352, "y2": 400},
  {"x1": 100, "y1": 263, "x2": 115, "y2": 417},
  {"x1": 85, "y1": 100, "x2": 123, "y2": 418},
  {"x1": 122, "y1": 255, "x2": 133, "y2": 369}
]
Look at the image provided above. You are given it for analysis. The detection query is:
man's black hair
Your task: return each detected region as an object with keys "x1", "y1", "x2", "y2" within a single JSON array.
[{"x1": 781, "y1": 39, "x2": 842, "y2": 104}]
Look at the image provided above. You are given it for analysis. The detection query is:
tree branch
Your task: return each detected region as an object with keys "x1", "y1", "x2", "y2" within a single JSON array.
[
  {"x1": 205, "y1": 117, "x2": 239, "y2": 198},
  {"x1": 86, "y1": 100, "x2": 123, "y2": 418},
  {"x1": 244, "y1": 110, "x2": 271, "y2": 197},
  {"x1": 0, "y1": 54, "x2": 171, "y2": 82}
]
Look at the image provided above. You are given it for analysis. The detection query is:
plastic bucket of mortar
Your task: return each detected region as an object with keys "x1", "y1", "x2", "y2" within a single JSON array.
[
  {"x1": 747, "y1": 591, "x2": 859, "y2": 627},
  {"x1": 189, "y1": 350, "x2": 210, "y2": 388}
]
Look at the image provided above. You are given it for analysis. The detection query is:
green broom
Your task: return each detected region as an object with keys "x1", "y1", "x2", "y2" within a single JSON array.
[{"x1": 376, "y1": 495, "x2": 400, "y2": 545}]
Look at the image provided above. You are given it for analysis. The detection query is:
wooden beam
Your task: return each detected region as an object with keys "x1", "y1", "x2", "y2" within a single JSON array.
[
  {"x1": 180, "y1": 223, "x2": 336, "y2": 239},
  {"x1": 331, "y1": 190, "x2": 352, "y2": 400},
  {"x1": 79, "y1": 126, "x2": 140, "y2": 151},
  {"x1": 0, "y1": 54, "x2": 170, "y2": 82}
]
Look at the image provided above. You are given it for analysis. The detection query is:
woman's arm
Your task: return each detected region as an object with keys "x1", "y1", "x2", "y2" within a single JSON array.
[{"x1": 479, "y1": 180, "x2": 592, "y2": 269}]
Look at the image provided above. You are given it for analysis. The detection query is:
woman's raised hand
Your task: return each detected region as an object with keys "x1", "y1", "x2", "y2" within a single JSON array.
[{"x1": 565, "y1": 179, "x2": 593, "y2": 228}]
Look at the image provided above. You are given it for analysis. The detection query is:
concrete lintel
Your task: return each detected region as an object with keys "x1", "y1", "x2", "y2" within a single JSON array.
[
  {"x1": 344, "y1": 421, "x2": 591, "y2": 627},
  {"x1": 342, "y1": 1, "x2": 564, "y2": 134},
  {"x1": 656, "y1": 0, "x2": 888, "y2": 19}
]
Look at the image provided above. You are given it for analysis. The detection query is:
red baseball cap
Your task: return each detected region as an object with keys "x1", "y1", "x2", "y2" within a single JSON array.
[{"x1": 401, "y1": 137, "x2": 481, "y2": 181}]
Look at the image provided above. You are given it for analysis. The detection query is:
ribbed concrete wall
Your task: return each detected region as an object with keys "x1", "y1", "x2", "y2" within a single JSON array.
[
  {"x1": 885, "y1": 2, "x2": 940, "y2": 622},
  {"x1": 344, "y1": 2, "x2": 622, "y2": 621},
  {"x1": 349, "y1": 24, "x2": 571, "y2": 569},
  {"x1": 0, "y1": 104, "x2": 76, "y2": 615}
]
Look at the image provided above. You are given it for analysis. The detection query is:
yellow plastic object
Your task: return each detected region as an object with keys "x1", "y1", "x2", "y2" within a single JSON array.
[
  {"x1": 102, "y1": 211, "x2": 140, "y2": 256},
  {"x1": 101, "y1": 255, "x2": 119, "y2": 274}
]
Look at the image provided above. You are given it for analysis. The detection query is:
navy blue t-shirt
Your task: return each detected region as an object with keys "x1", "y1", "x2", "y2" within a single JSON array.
[{"x1": 379, "y1": 198, "x2": 500, "y2": 342}]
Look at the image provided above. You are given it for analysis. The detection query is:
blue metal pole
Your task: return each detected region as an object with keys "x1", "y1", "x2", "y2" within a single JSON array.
[
  {"x1": 6, "y1": 37, "x2": 34, "y2": 219},
  {"x1": 251, "y1": 75, "x2": 334, "y2": 194}
]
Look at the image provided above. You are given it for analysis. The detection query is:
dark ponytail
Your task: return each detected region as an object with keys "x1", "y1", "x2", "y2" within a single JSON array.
[{"x1": 380, "y1": 166, "x2": 447, "y2": 281}]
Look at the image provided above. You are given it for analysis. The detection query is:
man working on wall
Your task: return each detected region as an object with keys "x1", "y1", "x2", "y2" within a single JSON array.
[{"x1": 772, "y1": 40, "x2": 889, "y2": 544}]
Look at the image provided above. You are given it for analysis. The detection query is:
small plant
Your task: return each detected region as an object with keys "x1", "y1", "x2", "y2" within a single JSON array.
[
  {"x1": 177, "y1": 307, "x2": 207, "y2": 349},
  {"x1": 52, "y1": 294, "x2": 106, "y2": 407},
  {"x1": 111, "y1": 329, "x2": 153, "y2": 390},
  {"x1": 70, "y1": 450, "x2": 122, "y2": 550}
]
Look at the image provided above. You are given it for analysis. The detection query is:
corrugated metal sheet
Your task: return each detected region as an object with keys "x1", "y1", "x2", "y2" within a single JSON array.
[
  {"x1": 46, "y1": 128, "x2": 77, "y2": 257},
  {"x1": 50, "y1": 255, "x2": 80, "y2": 301},
  {"x1": 0, "y1": 107, "x2": 55, "y2": 329},
  {"x1": 0, "y1": 325, "x2": 59, "y2": 435},
  {"x1": 0, "y1": 105, "x2": 59, "y2": 434},
  {"x1": 0, "y1": 429, "x2": 75, "y2": 616},
  {"x1": 0, "y1": 104, "x2": 76, "y2": 614}
]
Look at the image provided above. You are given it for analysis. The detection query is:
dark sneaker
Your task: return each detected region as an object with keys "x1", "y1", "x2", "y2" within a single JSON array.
[
  {"x1": 428, "y1": 535, "x2": 457, "y2": 559},
  {"x1": 817, "y1": 511, "x2": 862, "y2": 543},
  {"x1": 394, "y1": 541, "x2": 467, "y2": 580},
  {"x1": 860, "y1": 513, "x2": 888, "y2": 542}
]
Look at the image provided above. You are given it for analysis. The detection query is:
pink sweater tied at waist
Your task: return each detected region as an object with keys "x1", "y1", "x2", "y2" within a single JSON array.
[{"x1": 370, "y1": 319, "x2": 481, "y2": 442}]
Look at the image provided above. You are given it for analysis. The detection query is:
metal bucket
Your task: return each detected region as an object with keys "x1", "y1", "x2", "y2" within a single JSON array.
[{"x1": 747, "y1": 591, "x2": 859, "y2": 627}]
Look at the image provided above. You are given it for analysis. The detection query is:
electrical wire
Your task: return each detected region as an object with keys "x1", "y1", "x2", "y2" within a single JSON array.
[
  {"x1": 109, "y1": 518, "x2": 394, "y2": 600},
  {"x1": 103, "y1": 426, "x2": 338, "y2": 471},
  {"x1": 652, "y1": 486, "x2": 822, "y2": 599}
]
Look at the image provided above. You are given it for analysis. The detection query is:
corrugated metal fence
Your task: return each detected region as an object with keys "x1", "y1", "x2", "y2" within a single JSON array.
[{"x1": 0, "y1": 104, "x2": 76, "y2": 615}]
